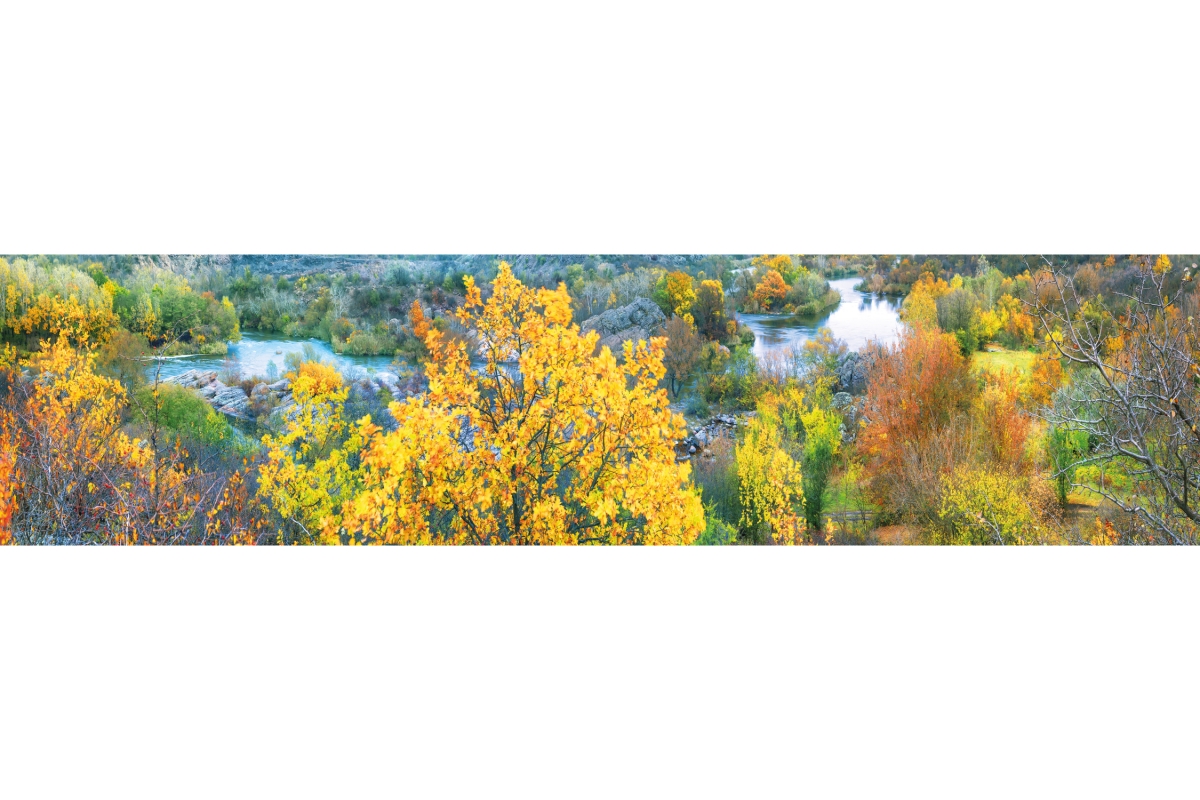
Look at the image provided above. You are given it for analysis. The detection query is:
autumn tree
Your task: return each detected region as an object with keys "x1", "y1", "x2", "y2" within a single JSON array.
[
  {"x1": 663, "y1": 315, "x2": 703, "y2": 397},
  {"x1": 858, "y1": 327, "x2": 977, "y2": 523},
  {"x1": 257, "y1": 361, "x2": 370, "y2": 544},
  {"x1": 657, "y1": 270, "x2": 697, "y2": 321},
  {"x1": 304, "y1": 263, "x2": 705, "y2": 544},
  {"x1": 409, "y1": 299, "x2": 430, "y2": 340},
  {"x1": 692, "y1": 279, "x2": 728, "y2": 340},
  {"x1": 900, "y1": 273, "x2": 951, "y2": 331},
  {"x1": 736, "y1": 404, "x2": 806, "y2": 544},
  {"x1": 753, "y1": 270, "x2": 788, "y2": 311},
  {"x1": 0, "y1": 339, "x2": 223, "y2": 544},
  {"x1": 974, "y1": 368, "x2": 1032, "y2": 474},
  {"x1": 752, "y1": 254, "x2": 798, "y2": 283}
]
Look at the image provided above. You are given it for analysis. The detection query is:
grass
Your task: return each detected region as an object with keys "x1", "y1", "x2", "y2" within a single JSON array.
[
  {"x1": 823, "y1": 474, "x2": 878, "y2": 515},
  {"x1": 971, "y1": 348, "x2": 1035, "y2": 377},
  {"x1": 821, "y1": 463, "x2": 879, "y2": 516}
]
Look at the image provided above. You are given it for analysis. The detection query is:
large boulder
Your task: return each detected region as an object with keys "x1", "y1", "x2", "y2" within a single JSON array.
[
  {"x1": 211, "y1": 385, "x2": 251, "y2": 418},
  {"x1": 834, "y1": 351, "x2": 870, "y2": 395},
  {"x1": 581, "y1": 298, "x2": 666, "y2": 340}
]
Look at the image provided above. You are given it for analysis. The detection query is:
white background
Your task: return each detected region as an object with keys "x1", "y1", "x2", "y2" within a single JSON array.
[{"x1": 2, "y1": 1, "x2": 1199, "y2": 798}]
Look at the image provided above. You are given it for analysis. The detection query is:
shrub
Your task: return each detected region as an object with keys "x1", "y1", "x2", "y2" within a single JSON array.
[
  {"x1": 133, "y1": 384, "x2": 231, "y2": 446},
  {"x1": 936, "y1": 466, "x2": 1056, "y2": 545},
  {"x1": 1047, "y1": 426, "x2": 1088, "y2": 505},
  {"x1": 858, "y1": 327, "x2": 977, "y2": 519},
  {"x1": 694, "y1": 513, "x2": 738, "y2": 545},
  {"x1": 691, "y1": 438, "x2": 740, "y2": 527},
  {"x1": 684, "y1": 393, "x2": 710, "y2": 418}
]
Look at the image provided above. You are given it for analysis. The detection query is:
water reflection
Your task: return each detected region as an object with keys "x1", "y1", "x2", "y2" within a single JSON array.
[
  {"x1": 738, "y1": 277, "x2": 903, "y2": 358},
  {"x1": 146, "y1": 331, "x2": 398, "y2": 381}
]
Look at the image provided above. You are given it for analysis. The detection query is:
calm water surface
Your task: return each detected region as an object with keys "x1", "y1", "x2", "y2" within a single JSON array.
[
  {"x1": 738, "y1": 277, "x2": 903, "y2": 358},
  {"x1": 146, "y1": 331, "x2": 398, "y2": 381}
]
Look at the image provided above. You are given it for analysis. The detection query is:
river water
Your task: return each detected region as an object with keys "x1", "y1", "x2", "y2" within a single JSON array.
[
  {"x1": 147, "y1": 277, "x2": 902, "y2": 382},
  {"x1": 146, "y1": 331, "x2": 398, "y2": 382},
  {"x1": 737, "y1": 277, "x2": 903, "y2": 359}
]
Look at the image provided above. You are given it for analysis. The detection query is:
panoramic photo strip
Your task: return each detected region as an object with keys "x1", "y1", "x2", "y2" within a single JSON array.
[{"x1": 0, "y1": 253, "x2": 1194, "y2": 545}]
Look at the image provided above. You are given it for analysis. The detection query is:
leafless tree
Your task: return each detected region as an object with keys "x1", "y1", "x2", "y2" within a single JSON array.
[{"x1": 1030, "y1": 256, "x2": 1199, "y2": 543}]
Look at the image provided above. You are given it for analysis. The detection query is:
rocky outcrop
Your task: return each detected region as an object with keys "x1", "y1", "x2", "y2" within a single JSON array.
[
  {"x1": 582, "y1": 297, "x2": 667, "y2": 337},
  {"x1": 165, "y1": 370, "x2": 255, "y2": 419},
  {"x1": 581, "y1": 298, "x2": 667, "y2": 354},
  {"x1": 164, "y1": 366, "x2": 427, "y2": 424},
  {"x1": 834, "y1": 351, "x2": 871, "y2": 395},
  {"x1": 831, "y1": 391, "x2": 865, "y2": 444}
]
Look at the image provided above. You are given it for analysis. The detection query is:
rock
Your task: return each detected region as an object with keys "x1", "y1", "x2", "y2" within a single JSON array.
[
  {"x1": 580, "y1": 298, "x2": 667, "y2": 339},
  {"x1": 688, "y1": 445, "x2": 696, "y2": 454},
  {"x1": 831, "y1": 392, "x2": 853, "y2": 409},
  {"x1": 695, "y1": 429, "x2": 709, "y2": 445},
  {"x1": 165, "y1": 369, "x2": 218, "y2": 390},
  {"x1": 597, "y1": 325, "x2": 651, "y2": 354},
  {"x1": 834, "y1": 351, "x2": 871, "y2": 394},
  {"x1": 211, "y1": 385, "x2": 251, "y2": 418},
  {"x1": 267, "y1": 378, "x2": 291, "y2": 393}
]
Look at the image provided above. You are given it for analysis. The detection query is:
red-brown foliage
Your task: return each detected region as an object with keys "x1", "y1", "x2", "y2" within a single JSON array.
[{"x1": 858, "y1": 327, "x2": 977, "y2": 513}]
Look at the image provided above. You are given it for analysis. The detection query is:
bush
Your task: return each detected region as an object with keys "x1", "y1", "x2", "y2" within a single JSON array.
[
  {"x1": 691, "y1": 438, "x2": 740, "y2": 527},
  {"x1": 684, "y1": 393, "x2": 710, "y2": 418},
  {"x1": 1047, "y1": 426, "x2": 1089, "y2": 505},
  {"x1": 694, "y1": 513, "x2": 738, "y2": 545},
  {"x1": 133, "y1": 384, "x2": 231, "y2": 446}
]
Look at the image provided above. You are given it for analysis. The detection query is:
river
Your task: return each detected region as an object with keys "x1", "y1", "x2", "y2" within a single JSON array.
[
  {"x1": 148, "y1": 277, "x2": 902, "y2": 382},
  {"x1": 737, "y1": 277, "x2": 903, "y2": 359},
  {"x1": 145, "y1": 331, "x2": 399, "y2": 382}
]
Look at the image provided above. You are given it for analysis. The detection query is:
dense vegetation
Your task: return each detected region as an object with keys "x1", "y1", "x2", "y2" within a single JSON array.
[{"x1": 0, "y1": 253, "x2": 1194, "y2": 545}]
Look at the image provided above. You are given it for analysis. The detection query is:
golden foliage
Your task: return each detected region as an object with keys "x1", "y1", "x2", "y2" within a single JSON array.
[
  {"x1": 291, "y1": 263, "x2": 707, "y2": 544},
  {"x1": 663, "y1": 271, "x2": 697, "y2": 321},
  {"x1": 409, "y1": 299, "x2": 430, "y2": 340},
  {"x1": 0, "y1": 339, "x2": 216, "y2": 543},
  {"x1": 736, "y1": 405, "x2": 806, "y2": 544},
  {"x1": 257, "y1": 361, "x2": 371, "y2": 543},
  {"x1": 937, "y1": 466, "x2": 1055, "y2": 545},
  {"x1": 900, "y1": 273, "x2": 951, "y2": 330}
]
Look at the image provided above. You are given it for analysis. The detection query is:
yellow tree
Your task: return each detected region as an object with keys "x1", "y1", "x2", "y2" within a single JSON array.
[
  {"x1": 752, "y1": 254, "x2": 798, "y2": 283},
  {"x1": 900, "y1": 273, "x2": 951, "y2": 330},
  {"x1": 736, "y1": 403, "x2": 806, "y2": 544},
  {"x1": 663, "y1": 271, "x2": 697, "y2": 321},
  {"x1": 0, "y1": 338, "x2": 208, "y2": 544},
  {"x1": 332, "y1": 263, "x2": 704, "y2": 544},
  {"x1": 257, "y1": 361, "x2": 372, "y2": 544}
]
